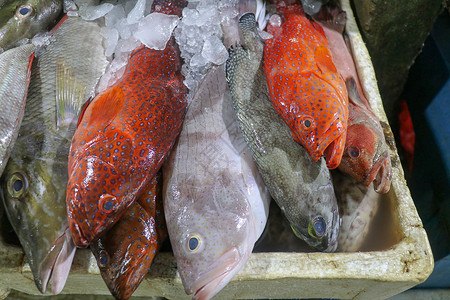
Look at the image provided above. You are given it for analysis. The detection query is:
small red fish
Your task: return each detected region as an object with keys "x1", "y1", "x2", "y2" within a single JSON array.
[
  {"x1": 66, "y1": 0, "x2": 188, "y2": 247},
  {"x1": 264, "y1": 0, "x2": 348, "y2": 169},
  {"x1": 314, "y1": 4, "x2": 392, "y2": 193},
  {"x1": 90, "y1": 172, "x2": 167, "y2": 300}
]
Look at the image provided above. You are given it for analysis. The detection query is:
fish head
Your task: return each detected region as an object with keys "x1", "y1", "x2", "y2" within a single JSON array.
[
  {"x1": 166, "y1": 175, "x2": 256, "y2": 299},
  {"x1": 0, "y1": 155, "x2": 76, "y2": 294},
  {"x1": 284, "y1": 157, "x2": 340, "y2": 252},
  {"x1": 339, "y1": 119, "x2": 392, "y2": 194},
  {"x1": 291, "y1": 72, "x2": 347, "y2": 169},
  {"x1": 66, "y1": 155, "x2": 134, "y2": 247},
  {"x1": 0, "y1": 0, "x2": 62, "y2": 50}
]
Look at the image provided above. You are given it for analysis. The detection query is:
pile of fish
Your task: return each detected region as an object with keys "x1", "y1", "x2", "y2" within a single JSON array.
[{"x1": 0, "y1": 0, "x2": 393, "y2": 299}]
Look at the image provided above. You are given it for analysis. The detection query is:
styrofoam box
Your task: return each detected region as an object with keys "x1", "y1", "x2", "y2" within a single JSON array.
[{"x1": 0, "y1": 1, "x2": 434, "y2": 299}]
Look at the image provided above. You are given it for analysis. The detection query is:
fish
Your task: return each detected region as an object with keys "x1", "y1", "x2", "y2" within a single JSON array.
[
  {"x1": 301, "y1": 0, "x2": 329, "y2": 16},
  {"x1": 225, "y1": 10, "x2": 339, "y2": 251},
  {"x1": 90, "y1": 172, "x2": 167, "y2": 300},
  {"x1": 314, "y1": 4, "x2": 392, "y2": 193},
  {"x1": 0, "y1": 0, "x2": 63, "y2": 51},
  {"x1": 332, "y1": 170, "x2": 380, "y2": 252},
  {"x1": 0, "y1": 16, "x2": 108, "y2": 294},
  {"x1": 263, "y1": 0, "x2": 348, "y2": 169},
  {"x1": 163, "y1": 65, "x2": 271, "y2": 300},
  {"x1": 0, "y1": 43, "x2": 34, "y2": 177},
  {"x1": 66, "y1": 0, "x2": 189, "y2": 248}
]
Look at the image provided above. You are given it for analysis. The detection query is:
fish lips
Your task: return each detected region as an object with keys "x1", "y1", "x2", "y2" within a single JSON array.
[
  {"x1": 187, "y1": 247, "x2": 241, "y2": 300},
  {"x1": 35, "y1": 227, "x2": 76, "y2": 294}
]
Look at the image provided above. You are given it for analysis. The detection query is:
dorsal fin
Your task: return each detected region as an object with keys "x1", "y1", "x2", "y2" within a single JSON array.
[
  {"x1": 345, "y1": 77, "x2": 366, "y2": 108},
  {"x1": 77, "y1": 97, "x2": 92, "y2": 127},
  {"x1": 315, "y1": 45, "x2": 337, "y2": 74},
  {"x1": 56, "y1": 59, "x2": 86, "y2": 129},
  {"x1": 87, "y1": 86, "x2": 125, "y2": 128}
]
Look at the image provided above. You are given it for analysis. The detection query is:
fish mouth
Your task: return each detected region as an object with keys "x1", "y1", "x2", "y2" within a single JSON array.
[
  {"x1": 364, "y1": 153, "x2": 392, "y2": 194},
  {"x1": 188, "y1": 247, "x2": 241, "y2": 300},
  {"x1": 322, "y1": 130, "x2": 346, "y2": 169},
  {"x1": 36, "y1": 227, "x2": 77, "y2": 294}
]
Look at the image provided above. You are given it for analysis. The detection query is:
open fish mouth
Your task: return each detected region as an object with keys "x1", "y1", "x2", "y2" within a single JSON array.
[
  {"x1": 37, "y1": 227, "x2": 76, "y2": 294},
  {"x1": 363, "y1": 152, "x2": 391, "y2": 194},
  {"x1": 189, "y1": 247, "x2": 241, "y2": 300}
]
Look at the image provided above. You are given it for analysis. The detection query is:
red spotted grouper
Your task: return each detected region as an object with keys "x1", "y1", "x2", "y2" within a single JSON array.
[
  {"x1": 66, "y1": 0, "x2": 188, "y2": 247},
  {"x1": 1, "y1": 16, "x2": 107, "y2": 294},
  {"x1": 225, "y1": 8, "x2": 339, "y2": 252},
  {"x1": 314, "y1": 3, "x2": 392, "y2": 193},
  {"x1": 264, "y1": 0, "x2": 348, "y2": 169},
  {"x1": 91, "y1": 172, "x2": 167, "y2": 300},
  {"x1": 163, "y1": 65, "x2": 270, "y2": 300}
]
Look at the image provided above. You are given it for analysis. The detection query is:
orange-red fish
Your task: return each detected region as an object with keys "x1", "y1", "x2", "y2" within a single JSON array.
[
  {"x1": 314, "y1": 4, "x2": 392, "y2": 193},
  {"x1": 264, "y1": 0, "x2": 348, "y2": 169},
  {"x1": 91, "y1": 173, "x2": 167, "y2": 300},
  {"x1": 66, "y1": 0, "x2": 188, "y2": 247}
]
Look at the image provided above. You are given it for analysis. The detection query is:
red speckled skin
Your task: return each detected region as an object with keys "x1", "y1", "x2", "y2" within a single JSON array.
[
  {"x1": 66, "y1": 0, "x2": 188, "y2": 247},
  {"x1": 90, "y1": 173, "x2": 167, "y2": 300},
  {"x1": 263, "y1": 1, "x2": 348, "y2": 169}
]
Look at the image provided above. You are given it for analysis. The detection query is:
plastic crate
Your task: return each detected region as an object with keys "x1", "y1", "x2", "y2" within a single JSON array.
[{"x1": 0, "y1": 1, "x2": 434, "y2": 299}]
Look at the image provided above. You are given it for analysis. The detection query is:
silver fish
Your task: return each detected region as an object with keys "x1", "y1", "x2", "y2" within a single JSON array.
[
  {"x1": 225, "y1": 12, "x2": 339, "y2": 251},
  {"x1": 0, "y1": 43, "x2": 34, "y2": 176},
  {"x1": 332, "y1": 170, "x2": 380, "y2": 252},
  {"x1": 163, "y1": 65, "x2": 270, "y2": 300},
  {"x1": 0, "y1": 16, "x2": 108, "y2": 294}
]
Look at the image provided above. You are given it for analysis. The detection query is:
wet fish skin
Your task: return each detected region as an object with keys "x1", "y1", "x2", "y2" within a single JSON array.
[
  {"x1": 91, "y1": 172, "x2": 167, "y2": 300},
  {"x1": 314, "y1": 4, "x2": 392, "y2": 193},
  {"x1": 67, "y1": 0, "x2": 188, "y2": 248},
  {"x1": 0, "y1": 43, "x2": 34, "y2": 177},
  {"x1": 264, "y1": 1, "x2": 348, "y2": 169},
  {"x1": 332, "y1": 170, "x2": 380, "y2": 252},
  {"x1": 226, "y1": 12, "x2": 339, "y2": 252},
  {"x1": 163, "y1": 65, "x2": 270, "y2": 300},
  {"x1": 0, "y1": 0, "x2": 63, "y2": 51},
  {"x1": 0, "y1": 16, "x2": 108, "y2": 294}
]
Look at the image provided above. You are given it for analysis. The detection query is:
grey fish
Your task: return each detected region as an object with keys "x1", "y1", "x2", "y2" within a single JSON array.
[
  {"x1": 332, "y1": 170, "x2": 380, "y2": 252},
  {"x1": 0, "y1": 43, "x2": 35, "y2": 176},
  {"x1": 225, "y1": 12, "x2": 339, "y2": 252},
  {"x1": 163, "y1": 65, "x2": 270, "y2": 300},
  {"x1": 0, "y1": 16, "x2": 108, "y2": 294},
  {"x1": 0, "y1": 0, "x2": 63, "y2": 51}
]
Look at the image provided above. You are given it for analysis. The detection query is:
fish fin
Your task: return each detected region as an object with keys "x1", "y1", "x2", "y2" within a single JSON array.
[
  {"x1": 56, "y1": 60, "x2": 86, "y2": 129},
  {"x1": 315, "y1": 46, "x2": 337, "y2": 74},
  {"x1": 313, "y1": 4, "x2": 346, "y2": 34},
  {"x1": 77, "y1": 97, "x2": 93, "y2": 127},
  {"x1": 87, "y1": 86, "x2": 124, "y2": 127},
  {"x1": 345, "y1": 77, "x2": 366, "y2": 108}
]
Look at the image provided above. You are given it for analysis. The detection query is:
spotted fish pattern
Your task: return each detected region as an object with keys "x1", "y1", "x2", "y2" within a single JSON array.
[
  {"x1": 264, "y1": 0, "x2": 348, "y2": 169},
  {"x1": 66, "y1": 0, "x2": 188, "y2": 247},
  {"x1": 91, "y1": 172, "x2": 167, "y2": 300}
]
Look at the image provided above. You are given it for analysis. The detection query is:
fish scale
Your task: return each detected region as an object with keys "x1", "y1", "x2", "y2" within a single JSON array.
[
  {"x1": 264, "y1": 0, "x2": 348, "y2": 169},
  {"x1": 67, "y1": 0, "x2": 188, "y2": 248},
  {"x1": 91, "y1": 172, "x2": 167, "y2": 300}
]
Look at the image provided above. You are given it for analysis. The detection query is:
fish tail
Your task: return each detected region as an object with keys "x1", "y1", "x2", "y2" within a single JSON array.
[
  {"x1": 313, "y1": 2, "x2": 346, "y2": 34},
  {"x1": 151, "y1": 0, "x2": 187, "y2": 16}
]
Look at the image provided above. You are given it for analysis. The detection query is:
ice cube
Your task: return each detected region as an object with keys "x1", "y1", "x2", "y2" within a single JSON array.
[
  {"x1": 67, "y1": 10, "x2": 79, "y2": 17},
  {"x1": 101, "y1": 27, "x2": 119, "y2": 57},
  {"x1": 118, "y1": 36, "x2": 141, "y2": 53},
  {"x1": 127, "y1": 0, "x2": 146, "y2": 24},
  {"x1": 190, "y1": 53, "x2": 209, "y2": 68},
  {"x1": 124, "y1": 0, "x2": 138, "y2": 15},
  {"x1": 181, "y1": 8, "x2": 200, "y2": 26},
  {"x1": 79, "y1": 3, "x2": 114, "y2": 21},
  {"x1": 134, "y1": 12, "x2": 179, "y2": 50},
  {"x1": 105, "y1": 5, "x2": 126, "y2": 27},
  {"x1": 201, "y1": 35, "x2": 228, "y2": 65},
  {"x1": 63, "y1": 0, "x2": 78, "y2": 12}
]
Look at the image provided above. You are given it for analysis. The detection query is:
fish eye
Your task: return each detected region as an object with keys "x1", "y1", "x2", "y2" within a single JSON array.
[
  {"x1": 7, "y1": 172, "x2": 28, "y2": 198},
  {"x1": 99, "y1": 194, "x2": 116, "y2": 213},
  {"x1": 348, "y1": 147, "x2": 360, "y2": 158},
  {"x1": 300, "y1": 116, "x2": 314, "y2": 131},
  {"x1": 98, "y1": 250, "x2": 109, "y2": 268},
  {"x1": 186, "y1": 234, "x2": 202, "y2": 253},
  {"x1": 15, "y1": 4, "x2": 33, "y2": 18},
  {"x1": 308, "y1": 216, "x2": 326, "y2": 238}
]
